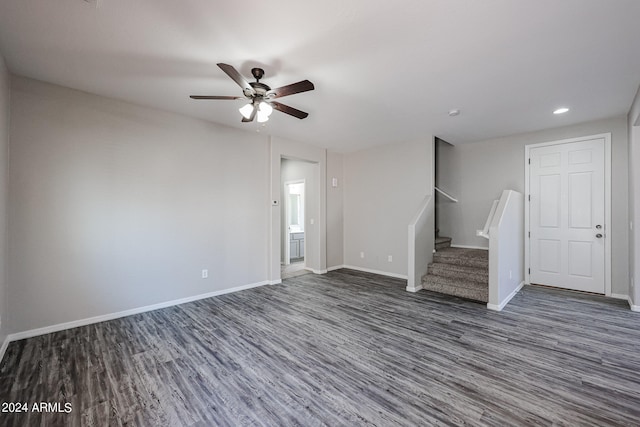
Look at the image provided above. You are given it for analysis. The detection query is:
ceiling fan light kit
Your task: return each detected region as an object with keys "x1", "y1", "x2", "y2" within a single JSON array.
[
  {"x1": 191, "y1": 63, "x2": 314, "y2": 123},
  {"x1": 239, "y1": 103, "x2": 255, "y2": 119}
]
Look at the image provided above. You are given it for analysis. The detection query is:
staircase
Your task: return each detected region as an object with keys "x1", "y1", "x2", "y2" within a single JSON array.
[{"x1": 422, "y1": 238, "x2": 489, "y2": 303}]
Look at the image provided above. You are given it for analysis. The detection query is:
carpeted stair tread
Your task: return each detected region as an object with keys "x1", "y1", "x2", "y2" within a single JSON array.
[
  {"x1": 422, "y1": 277, "x2": 488, "y2": 302},
  {"x1": 435, "y1": 236, "x2": 452, "y2": 250},
  {"x1": 427, "y1": 262, "x2": 488, "y2": 282},
  {"x1": 423, "y1": 273, "x2": 486, "y2": 289},
  {"x1": 433, "y1": 247, "x2": 488, "y2": 269},
  {"x1": 422, "y1": 247, "x2": 489, "y2": 303}
]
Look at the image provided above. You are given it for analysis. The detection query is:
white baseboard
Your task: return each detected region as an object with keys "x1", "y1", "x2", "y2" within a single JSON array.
[
  {"x1": 304, "y1": 268, "x2": 328, "y2": 274},
  {"x1": 487, "y1": 281, "x2": 524, "y2": 312},
  {"x1": 342, "y1": 265, "x2": 408, "y2": 280},
  {"x1": 406, "y1": 285, "x2": 423, "y2": 293},
  {"x1": 610, "y1": 293, "x2": 629, "y2": 300},
  {"x1": 327, "y1": 265, "x2": 345, "y2": 272},
  {"x1": 0, "y1": 335, "x2": 9, "y2": 364},
  {"x1": 7, "y1": 280, "x2": 270, "y2": 342},
  {"x1": 269, "y1": 279, "x2": 282, "y2": 285},
  {"x1": 450, "y1": 244, "x2": 489, "y2": 251},
  {"x1": 629, "y1": 297, "x2": 640, "y2": 312}
]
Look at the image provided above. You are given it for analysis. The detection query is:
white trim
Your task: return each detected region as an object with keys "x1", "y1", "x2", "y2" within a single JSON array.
[
  {"x1": 524, "y1": 133, "x2": 612, "y2": 296},
  {"x1": 327, "y1": 265, "x2": 345, "y2": 272},
  {"x1": 450, "y1": 244, "x2": 488, "y2": 251},
  {"x1": 7, "y1": 280, "x2": 270, "y2": 342},
  {"x1": 630, "y1": 298, "x2": 640, "y2": 312},
  {"x1": 304, "y1": 267, "x2": 327, "y2": 274},
  {"x1": 269, "y1": 279, "x2": 282, "y2": 285},
  {"x1": 342, "y1": 265, "x2": 408, "y2": 280},
  {"x1": 406, "y1": 284, "x2": 423, "y2": 293},
  {"x1": 487, "y1": 281, "x2": 524, "y2": 311},
  {"x1": 0, "y1": 336, "x2": 9, "y2": 364},
  {"x1": 610, "y1": 293, "x2": 629, "y2": 300}
]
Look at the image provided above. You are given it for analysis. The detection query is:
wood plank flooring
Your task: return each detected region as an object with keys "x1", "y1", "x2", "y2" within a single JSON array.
[{"x1": 1, "y1": 269, "x2": 639, "y2": 426}]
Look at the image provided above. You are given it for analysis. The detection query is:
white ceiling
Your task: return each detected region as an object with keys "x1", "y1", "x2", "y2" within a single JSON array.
[{"x1": 0, "y1": 0, "x2": 639, "y2": 152}]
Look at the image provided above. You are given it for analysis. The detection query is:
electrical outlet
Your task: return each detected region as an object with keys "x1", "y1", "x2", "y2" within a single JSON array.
[
  {"x1": 360, "y1": 252, "x2": 365, "y2": 259},
  {"x1": 202, "y1": 269, "x2": 208, "y2": 279},
  {"x1": 388, "y1": 255, "x2": 393, "y2": 262}
]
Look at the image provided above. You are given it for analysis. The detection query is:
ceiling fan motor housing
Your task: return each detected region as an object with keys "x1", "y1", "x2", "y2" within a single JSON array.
[
  {"x1": 251, "y1": 67, "x2": 265, "y2": 81},
  {"x1": 249, "y1": 81, "x2": 271, "y2": 98}
]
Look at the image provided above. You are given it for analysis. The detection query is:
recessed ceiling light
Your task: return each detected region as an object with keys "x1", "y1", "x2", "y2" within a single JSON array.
[
  {"x1": 553, "y1": 107, "x2": 570, "y2": 115},
  {"x1": 448, "y1": 109, "x2": 460, "y2": 117}
]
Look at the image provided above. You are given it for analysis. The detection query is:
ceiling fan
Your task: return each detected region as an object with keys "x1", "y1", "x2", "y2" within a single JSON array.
[{"x1": 190, "y1": 63, "x2": 314, "y2": 123}]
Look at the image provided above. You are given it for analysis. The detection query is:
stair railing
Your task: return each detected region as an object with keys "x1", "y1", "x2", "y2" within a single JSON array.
[
  {"x1": 434, "y1": 186, "x2": 458, "y2": 202},
  {"x1": 477, "y1": 199, "x2": 499, "y2": 239},
  {"x1": 407, "y1": 195, "x2": 434, "y2": 292}
]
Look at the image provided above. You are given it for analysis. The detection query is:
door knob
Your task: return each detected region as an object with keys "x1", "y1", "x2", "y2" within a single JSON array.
[
  {"x1": 596, "y1": 233, "x2": 603, "y2": 238},
  {"x1": 595, "y1": 225, "x2": 602, "y2": 229}
]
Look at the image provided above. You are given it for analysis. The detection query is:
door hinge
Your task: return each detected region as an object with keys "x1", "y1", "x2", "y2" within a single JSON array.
[
  {"x1": 528, "y1": 158, "x2": 530, "y2": 164},
  {"x1": 528, "y1": 231, "x2": 530, "y2": 237},
  {"x1": 528, "y1": 195, "x2": 531, "y2": 201},
  {"x1": 528, "y1": 268, "x2": 531, "y2": 274}
]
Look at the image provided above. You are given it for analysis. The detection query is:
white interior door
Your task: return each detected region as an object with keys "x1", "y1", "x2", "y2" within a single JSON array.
[{"x1": 529, "y1": 137, "x2": 605, "y2": 293}]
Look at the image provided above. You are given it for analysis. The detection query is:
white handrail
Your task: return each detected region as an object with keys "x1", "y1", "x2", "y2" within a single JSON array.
[
  {"x1": 435, "y1": 186, "x2": 458, "y2": 202},
  {"x1": 477, "y1": 199, "x2": 499, "y2": 239}
]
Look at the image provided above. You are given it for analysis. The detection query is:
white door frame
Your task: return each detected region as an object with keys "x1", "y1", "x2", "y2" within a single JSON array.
[
  {"x1": 283, "y1": 179, "x2": 305, "y2": 265},
  {"x1": 524, "y1": 133, "x2": 612, "y2": 296}
]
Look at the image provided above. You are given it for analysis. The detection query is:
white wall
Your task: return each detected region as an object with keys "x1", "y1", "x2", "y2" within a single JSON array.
[
  {"x1": 326, "y1": 152, "x2": 344, "y2": 269},
  {"x1": 8, "y1": 76, "x2": 271, "y2": 333},
  {"x1": 628, "y1": 85, "x2": 640, "y2": 308},
  {"x1": 0, "y1": 54, "x2": 10, "y2": 349},
  {"x1": 438, "y1": 116, "x2": 629, "y2": 295},
  {"x1": 280, "y1": 158, "x2": 318, "y2": 263},
  {"x1": 344, "y1": 139, "x2": 433, "y2": 278},
  {"x1": 488, "y1": 190, "x2": 524, "y2": 310}
]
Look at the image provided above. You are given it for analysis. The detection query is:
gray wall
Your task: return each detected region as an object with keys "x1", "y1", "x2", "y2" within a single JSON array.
[
  {"x1": 326, "y1": 152, "x2": 344, "y2": 269},
  {"x1": 8, "y1": 76, "x2": 271, "y2": 333},
  {"x1": 628, "y1": 86, "x2": 640, "y2": 306},
  {"x1": 280, "y1": 158, "x2": 318, "y2": 263},
  {"x1": 437, "y1": 116, "x2": 629, "y2": 295},
  {"x1": 344, "y1": 139, "x2": 432, "y2": 277},
  {"x1": 0, "y1": 54, "x2": 9, "y2": 346}
]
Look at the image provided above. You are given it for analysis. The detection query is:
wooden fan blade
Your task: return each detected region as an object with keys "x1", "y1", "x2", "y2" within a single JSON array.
[
  {"x1": 217, "y1": 63, "x2": 255, "y2": 96},
  {"x1": 270, "y1": 101, "x2": 309, "y2": 119},
  {"x1": 190, "y1": 95, "x2": 243, "y2": 100},
  {"x1": 266, "y1": 80, "x2": 314, "y2": 99},
  {"x1": 241, "y1": 105, "x2": 257, "y2": 122}
]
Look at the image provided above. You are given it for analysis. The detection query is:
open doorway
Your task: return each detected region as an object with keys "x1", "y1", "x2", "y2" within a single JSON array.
[
  {"x1": 280, "y1": 158, "x2": 318, "y2": 280},
  {"x1": 269, "y1": 139, "x2": 327, "y2": 284},
  {"x1": 284, "y1": 180, "x2": 305, "y2": 265}
]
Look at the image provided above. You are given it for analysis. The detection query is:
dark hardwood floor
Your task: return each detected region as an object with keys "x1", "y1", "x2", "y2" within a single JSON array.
[{"x1": 1, "y1": 269, "x2": 639, "y2": 426}]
